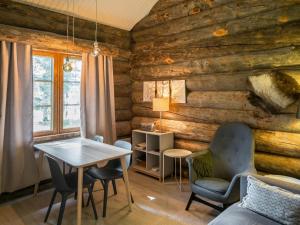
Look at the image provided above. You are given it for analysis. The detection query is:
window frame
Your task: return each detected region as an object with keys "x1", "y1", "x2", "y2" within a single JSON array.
[{"x1": 33, "y1": 50, "x2": 81, "y2": 137}]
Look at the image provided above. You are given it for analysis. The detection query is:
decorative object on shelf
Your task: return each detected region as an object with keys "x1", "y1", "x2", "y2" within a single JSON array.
[
  {"x1": 157, "y1": 80, "x2": 170, "y2": 98},
  {"x1": 143, "y1": 81, "x2": 156, "y2": 102},
  {"x1": 63, "y1": 0, "x2": 73, "y2": 72},
  {"x1": 153, "y1": 97, "x2": 169, "y2": 133},
  {"x1": 91, "y1": 0, "x2": 100, "y2": 57},
  {"x1": 140, "y1": 122, "x2": 155, "y2": 131},
  {"x1": 171, "y1": 80, "x2": 186, "y2": 103},
  {"x1": 248, "y1": 70, "x2": 299, "y2": 113}
]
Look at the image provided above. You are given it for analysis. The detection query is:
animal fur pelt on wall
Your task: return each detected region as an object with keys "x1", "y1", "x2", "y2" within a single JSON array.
[{"x1": 247, "y1": 71, "x2": 299, "y2": 113}]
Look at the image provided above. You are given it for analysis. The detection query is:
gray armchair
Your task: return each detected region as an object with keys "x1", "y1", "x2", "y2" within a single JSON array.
[{"x1": 186, "y1": 122, "x2": 256, "y2": 211}]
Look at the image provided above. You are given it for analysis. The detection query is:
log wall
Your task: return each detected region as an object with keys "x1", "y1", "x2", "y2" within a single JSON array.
[
  {"x1": 131, "y1": 0, "x2": 300, "y2": 177},
  {"x1": 0, "y1": 0, "x2": 132, "y2": 138}
]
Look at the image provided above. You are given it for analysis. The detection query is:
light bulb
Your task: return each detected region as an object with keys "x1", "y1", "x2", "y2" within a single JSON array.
[
  {"x1": 63, "y1": 57, "x2": 73, "y2": 72},
  {"x1": 91, "y1": 41, "x2": 100, "y2": 57}
]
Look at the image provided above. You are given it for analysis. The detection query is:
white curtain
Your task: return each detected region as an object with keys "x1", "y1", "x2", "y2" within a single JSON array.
[
  {"x1": 0, "y1": 41, "x2": 38, "y2": 193},
  {"x1": 80, "y1": 53, "x2": 116, "y2": 144}
]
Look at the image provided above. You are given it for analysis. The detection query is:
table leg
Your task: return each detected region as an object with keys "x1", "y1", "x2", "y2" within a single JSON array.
[
  {"x1": 175, "y1": 158, "x2": 177, "y2": 181},
  {"x1": 77, "y1": 167, "x2": 83, "y2": 225},
  {"x1": 163, "y1": 153, "x2": 165, "y2": 183},
  {"x1": 121, "y1": 156, "x2": 132, "y2": 211},
  {"x1": 34, "y1": 151, "x2": 44, "y2": 196},
  {"x1": 180, "y1": 157, "x2": 182, "y2": 192}
]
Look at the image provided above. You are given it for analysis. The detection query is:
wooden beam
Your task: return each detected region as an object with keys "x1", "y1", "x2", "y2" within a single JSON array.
[
  {"x1": 134, "y1": 21, "x2": 300, "y2": 52},
  {"x1": 132, "y1": 104, "x2": 300, "y2": 133},
  {"x1": 116, "y1": 121, "x2": 132, "y2": 137},
  {"x1": 133, "y1": 0, "x2": 298, "y2": 42},
  {"x1": 134, "y1": 0, "x2": 232, "y2": 31},
  {"x1": 0, "y1": 0, "x2": 130, "y2": 50},
  {"x1": 0, "y1": 24, "x2": 131, "y2": 59},
  {"x1": 131, "y1": 46, "x2": 300, "y2": 79},
  {"x1": 255, "y1": 153, "x2": 300, "y2": 178}
]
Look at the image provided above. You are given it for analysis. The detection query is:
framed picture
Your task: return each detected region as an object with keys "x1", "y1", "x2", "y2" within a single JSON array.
[
  {"x1": 156, "y1": 80, "x2": 170, "y2": 98},
  {"x1": 143, "y1": 81, "x2": 156, "y2": 102},
  {"x1": 171, "y1": 80, "x2": 186, "y2": 103}
]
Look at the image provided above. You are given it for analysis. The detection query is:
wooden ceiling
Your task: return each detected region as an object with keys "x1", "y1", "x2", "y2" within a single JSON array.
[{"x1": 13, "y1": 0, "x2": 158, "y2": 31}]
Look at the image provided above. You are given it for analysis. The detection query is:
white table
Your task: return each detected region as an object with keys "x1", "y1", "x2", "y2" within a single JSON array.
[
  {"x1": 163, "y1": 149, "x2": 192, "y2": 191},
  {"x1": 34, "y1": 138, "x2": 132, "y2": 225}
]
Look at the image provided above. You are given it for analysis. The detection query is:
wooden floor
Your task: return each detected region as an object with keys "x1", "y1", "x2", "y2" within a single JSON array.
[{"x1": 0, "y1": 171, "x2": 218, "y2": 225}]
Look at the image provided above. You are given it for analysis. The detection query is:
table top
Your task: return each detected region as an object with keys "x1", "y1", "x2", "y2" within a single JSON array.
[
  {"x1": 164, "y1": 149, "x2": 192, "y2": 158},
  {"x1": 34, "y1": 138, "x2": 132, "y2": 168}
]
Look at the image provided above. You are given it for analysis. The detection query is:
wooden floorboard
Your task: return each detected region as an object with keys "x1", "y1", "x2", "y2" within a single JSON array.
[{"x1": 0, "y1": 170, "x2": 218, "y2": 225}]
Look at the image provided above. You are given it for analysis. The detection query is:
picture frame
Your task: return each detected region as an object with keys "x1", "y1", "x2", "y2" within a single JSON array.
[
  {"x1": 171, "y1": 80, "x2": 186, "y2": 103},
  {"x1": 143, "y1": 81, "x2": 156, "y2": 102}
]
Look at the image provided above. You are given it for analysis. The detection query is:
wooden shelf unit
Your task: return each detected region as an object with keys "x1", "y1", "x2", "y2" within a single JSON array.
[{"x1": 132, "y1": 130, "x2": 174, "y2": 181}]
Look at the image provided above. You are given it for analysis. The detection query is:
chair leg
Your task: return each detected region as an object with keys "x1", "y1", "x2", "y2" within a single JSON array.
[
  {"x1": 88, "y1": 185, "x2": 98, "y2": 220},
  {"x1": 57, "y1": 194, "x2": 67, "y2": 225},
  {"x1": 130, "y1": 193, "x2": 134, "y2": 204},
  {"x1": 102, "y1": 180, "x2": 109, "y2": 217},
  {"x1": 44, "y1": 190, "x2": 57, "y2": 222},
  {"x1": 86, "y1": 182, "x2": 94, "y2": 207},
  {"x1": 186, "y1": 192, "x2": 195, "y2": 211},
  {"x1": 112, "y1": 179, "x2": 117, "y2": 195}
]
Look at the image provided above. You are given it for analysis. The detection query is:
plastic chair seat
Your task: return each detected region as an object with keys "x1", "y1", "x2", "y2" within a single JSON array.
[
  {"x1": 87, "y1": 167, "x2": 123, "y2": 180},
  {"x1": 64, "y1": 172, "x2": 96, "y2": 191},
  {"x1": 195, "y1": 177, "x2": 230, "y2": 194}
]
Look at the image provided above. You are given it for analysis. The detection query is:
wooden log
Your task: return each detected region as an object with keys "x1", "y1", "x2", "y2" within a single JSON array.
[
  {"x1": 115, "y1": 110, "x2": 132, "y2": 122},
  {"x1": 0, "y1": 24, "x2": 131, "y2": 59},
  {"x1": 114, "y1": 74, "x2": 131, "y2": 86},
  {"x1": 188, "y1": 91, "x2": 256, "y2": 110},
  {"x1": 255, "y1": 130, "x2": 300, "y2": 158},
  {"x1": 0, "y1": 0, "x2": 130, "y2": 50},
  {"x1": 149, "y1": 0, "x2": 187, "y2": 14},
  {"x1": 113, "y1": 60, "x2": 131, "y2": 74},
  {"x1": 133, "y1": 0, "x2": 297, "y2": 42},
  {"x1": 175, "y1": 139, "x2": 209, "y2": 152},
  {"x1": 132, "y1": 91, "x2": 256, "y2": 110},
  {"x1": 116, "y1": 121, "x2": 131, "y2": 137},
  {"x1": 115, "y1": 97, "x2": 132, "y2": 110},
  {"x1": 134, "y1": 0, "x2": 232, "y2": 31},
  {"x1": 131, "y1": 46, "x2": 300, "y2": 79},
  {"x1": 132, "y1": 104, "x2": 300, "y2": 133},
  {"x1": 255, "y1": 153, "x2": 300, "y2": 178},
  {"x1": 186, "y1": 73, "x2": 248, "y2": 91},
  {"x1": 132, "y1": 117, "x2": 218, "y2": 142},
  {"x1": 132, "y1": 44, "x2": 291, "y2": 67},
  {"x1": 134, "y1": 20, "x2": 300, "y2": 52},
  {"x1": 114, "y1": 85, "x2": 131, "y2": 97}
]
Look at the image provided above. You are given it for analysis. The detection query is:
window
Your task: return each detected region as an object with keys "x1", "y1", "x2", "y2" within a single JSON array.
[{"x1": 33, "y1": 51, "x2": 82, "y2": 136}]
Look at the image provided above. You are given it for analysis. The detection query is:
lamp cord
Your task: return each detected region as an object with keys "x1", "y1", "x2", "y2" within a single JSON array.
[{"x1": 95, "y1": 0, "x2": 98, "y2": 42}]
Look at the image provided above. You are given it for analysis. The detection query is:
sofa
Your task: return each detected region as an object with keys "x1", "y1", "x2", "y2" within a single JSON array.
[{"x1": 208, "y1": 174, "x2": 300, "y2": 225}]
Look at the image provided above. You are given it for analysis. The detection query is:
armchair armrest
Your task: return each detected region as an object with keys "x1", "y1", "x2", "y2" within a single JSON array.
[{"x1": 186, "y1": 151, "x2": 209, "y2": 183}]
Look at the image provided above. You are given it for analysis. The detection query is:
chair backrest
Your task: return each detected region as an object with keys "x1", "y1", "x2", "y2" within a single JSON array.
[
  {"x1": 94, "y1": 135, "x2": 104, "y2": 143},
  {"x1": 210, "y1": 122, "x2": 255, "y2": 180},
  {"x1": 46, "y1": 156, "x2": 71, "y2": 192},
  {"x1": 106, "y1": 140, "x2": 132, "y2": 170}
]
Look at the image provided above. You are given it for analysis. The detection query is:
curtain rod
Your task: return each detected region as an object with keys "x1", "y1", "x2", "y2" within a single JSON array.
[{"x1": 32, "y1": 48, "x2": 82, "y2": 56}]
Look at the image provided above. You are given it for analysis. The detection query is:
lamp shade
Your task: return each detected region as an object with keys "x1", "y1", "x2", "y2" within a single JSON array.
[{"x1": 153, "y1": 98, "x2": 169, "y2": 112}]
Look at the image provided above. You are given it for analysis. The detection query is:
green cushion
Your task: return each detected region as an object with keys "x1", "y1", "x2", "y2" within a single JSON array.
[
  {"x1": 192, "y1": 150, "x2": 213, "y2": 178},
  {"x1": 195, "y1": 177, "x2": 230, "y2": 194}
]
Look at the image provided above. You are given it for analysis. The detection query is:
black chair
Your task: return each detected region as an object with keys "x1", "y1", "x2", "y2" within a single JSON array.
[
  {"x1": 87, "y1": 140, "x2": 133, "y2": 217},
  {"x1": 45, "y1": 156, "x2": 98, "y2": 225}
]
